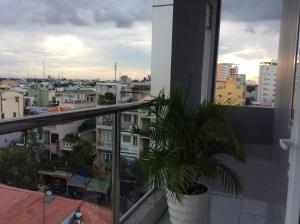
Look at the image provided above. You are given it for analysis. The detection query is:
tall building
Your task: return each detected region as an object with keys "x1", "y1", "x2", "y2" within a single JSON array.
[
  {"x1": 216, "y1": 63, "x2": 239, "y2": 81},
  {"x1": 257, "y1": 61, "x2": 277, "y2": 105},
  {"x1": 215, "y1": 74, "x2": 246, "y2": 106}
]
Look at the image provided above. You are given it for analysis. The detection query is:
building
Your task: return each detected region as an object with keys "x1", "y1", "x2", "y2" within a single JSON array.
[
  {"x1": 238, "y1": 74, "x2": 246, "y2": 85},
  {"x1": 43, "y1": 107, "x2": 85, "y2": 160},
  {"x1": 27, "y1": 88, "x2": 55, "y2": 107},
  {"x1": 96, "y1": 82, "x2": 130, "y2": 105},
  {"x1": 55, "y1": 90, "x2": 96, "y2": 110},
  {"x1": 216, "y1": 63, "x2": 239, "y2": 81},
  {"x1": 0, "y1": 90, "x2": 24, "y2": 148},
  {"x1": 257, "y1": 61, "x2": 277, "y2": 106},
  {"x1": 0, "y1": 79, "x2": 21, "y2": 88},
  {"x1": 215, "y1": 74, "x2": 245, "y2": 106},
  {"x1": 0, "y1": 90, "x2": 24, "y2": 119},
  {"x1": 95, "y1": 82, "x2": 150, "y2": 177},
  {"x1": 131, "y1": 81, "x2": 151, "y2": 102},
  {"x1": 0, "y1": 184, "x2": 111, "y2": 224}
]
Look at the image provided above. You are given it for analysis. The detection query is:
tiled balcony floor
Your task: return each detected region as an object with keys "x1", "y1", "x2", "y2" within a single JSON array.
[
  {"x1": 157, "y1": 192, "x2": 282, "y2": 224},
  {"x1": 157, "y1": 144, "x2": 284, "y2": 224}
]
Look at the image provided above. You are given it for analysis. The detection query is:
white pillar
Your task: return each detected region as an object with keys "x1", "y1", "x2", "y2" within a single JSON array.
[{"x1": 151, "y1": 0, "x2": 174, "y2": 97}]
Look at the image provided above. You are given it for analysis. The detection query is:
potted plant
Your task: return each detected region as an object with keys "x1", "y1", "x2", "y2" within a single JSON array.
[{"x1": 141, "y1": 90, "x2": 245, "y2": 224}]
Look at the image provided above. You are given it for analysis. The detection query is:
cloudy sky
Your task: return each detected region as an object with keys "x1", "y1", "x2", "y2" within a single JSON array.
[{"x1": 0, "y1": 0, "x2": 281, "y2": 81}]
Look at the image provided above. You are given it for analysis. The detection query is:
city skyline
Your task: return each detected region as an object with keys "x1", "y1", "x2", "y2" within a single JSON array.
[{"x1": 0, "y1": 0, "x2": 281, "y2": 81}]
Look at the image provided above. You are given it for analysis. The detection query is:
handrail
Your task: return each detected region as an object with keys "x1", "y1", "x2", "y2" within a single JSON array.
[{"x1": 0, "y1": 101, "x2": 153, "y2": 135}]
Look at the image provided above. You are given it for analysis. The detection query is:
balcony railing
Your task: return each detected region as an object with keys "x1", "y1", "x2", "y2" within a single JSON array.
[{"x1": 0, "y1": 101, "x2": 153, "y2": 224}]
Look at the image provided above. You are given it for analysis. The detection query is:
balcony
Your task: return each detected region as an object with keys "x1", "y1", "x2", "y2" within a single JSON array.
[{"x1": 0, "y1": 100, "x2": 283, "y2": 224}]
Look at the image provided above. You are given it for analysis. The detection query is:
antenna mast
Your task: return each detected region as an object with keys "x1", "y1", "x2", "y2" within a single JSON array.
[{"x1": 114, "y1": 62, "x2": 117, "y2": 81}]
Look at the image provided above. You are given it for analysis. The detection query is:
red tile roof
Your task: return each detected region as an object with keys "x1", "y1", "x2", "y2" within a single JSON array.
[
  {"x1": 47, "y1": 106, "x2": 67, "y2": 113},
  {"x1": 0, "y1": 184, "x2": 111, "y2": 224}
]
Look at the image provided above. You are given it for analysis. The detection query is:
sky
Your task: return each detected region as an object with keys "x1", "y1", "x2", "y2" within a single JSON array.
[{"x1": 0, "y1": 0, "x2": 281, "y2": 81}]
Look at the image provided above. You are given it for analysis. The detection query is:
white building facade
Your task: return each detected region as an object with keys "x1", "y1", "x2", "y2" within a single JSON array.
[{"x1": 257, "y1": 62, "x2": 277, "y2": 105}]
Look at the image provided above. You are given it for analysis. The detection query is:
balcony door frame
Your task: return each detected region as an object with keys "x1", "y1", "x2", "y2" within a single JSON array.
[{"x1": 285, "y1": 2, "x2": 300, "y2": 223}]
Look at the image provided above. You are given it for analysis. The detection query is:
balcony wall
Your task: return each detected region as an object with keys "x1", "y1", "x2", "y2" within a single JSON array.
[{"x1": 223, "y1": 106, "x2": 274, "y2": 145}]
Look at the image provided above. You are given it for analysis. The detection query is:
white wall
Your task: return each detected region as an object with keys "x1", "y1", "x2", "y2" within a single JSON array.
[
  {"x1": 0, "y1": 132, "x2": 22, "y2": 148},
  {"x1": 151, "y1": 0, "x2": 174, "y2": 96}
]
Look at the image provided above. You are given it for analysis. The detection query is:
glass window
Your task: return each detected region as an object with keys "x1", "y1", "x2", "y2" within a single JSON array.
[
  {"x1": 122, "y1": 135, "x2": 131, "y2": 143},
  {"x1": 123, "y1": 114, "x2": 131, "y2": 122},
  {"x1": 104, "y1": 152, "x2": 112, "y2": 165},
  {"x1": 133, "y1": 136, "x2": 138, "y2": 146},
  {"x1": 133, "y1": 115, "x2": 138, "y2": 125},
  {"x1": 51, "y1": 133, "x2": 59, "y2": 143}
]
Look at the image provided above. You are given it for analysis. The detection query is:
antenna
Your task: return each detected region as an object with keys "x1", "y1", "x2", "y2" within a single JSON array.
[{"x1": 114, "y1": 62, "x2": 117, "y2": 81}]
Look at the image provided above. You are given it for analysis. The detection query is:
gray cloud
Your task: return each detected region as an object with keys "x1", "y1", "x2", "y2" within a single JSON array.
[
  {"x1": 222, "y1": 0, "x2": 281, "y2": 22},
  {"x1": 244, "y1": 25, "x2": 256, "y2": 34},
  {"x1": 0, "y1": 0, "x2": 152, "y2": 28}
]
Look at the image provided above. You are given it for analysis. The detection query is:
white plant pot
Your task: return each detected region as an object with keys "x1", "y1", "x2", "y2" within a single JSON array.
[{"x1": 167, "y1": 189, "x2": 211, "y2": 224}]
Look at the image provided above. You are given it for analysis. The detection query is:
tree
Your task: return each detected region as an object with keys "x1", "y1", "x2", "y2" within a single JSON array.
[
  {"x1": 21, "y1": 128, "x2": 45, "y2": 161},
  {"x1": 68, "y1": 139, "x2": 94, "y2": 170},
  {"x1": 0, "y1": 147, "x2": 39, "y2": 190}
]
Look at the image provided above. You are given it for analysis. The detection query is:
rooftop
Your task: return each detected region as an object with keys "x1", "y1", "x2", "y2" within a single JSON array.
[{"x1": 0, "y1": 184, "x2": 111, "y2": 224}]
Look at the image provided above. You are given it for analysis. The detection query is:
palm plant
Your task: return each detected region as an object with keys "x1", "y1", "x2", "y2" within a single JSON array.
[{"x1": 140, "y1": 90, "x2": 245, "y2": 202}]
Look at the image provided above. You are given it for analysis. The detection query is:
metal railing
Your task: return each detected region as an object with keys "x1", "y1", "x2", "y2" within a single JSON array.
[{"x1": 0, "y1": 101, "x2": 153, "y2": 224}]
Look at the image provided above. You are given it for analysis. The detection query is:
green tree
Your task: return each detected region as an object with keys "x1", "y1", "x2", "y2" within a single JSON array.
[
  {"x1": 0, "y1": 147, "x2": 39, "y2": 190},
  {"x1": 68, "y1": 139, "x2": 94, "y2": 169},
  {"x1": 20, "y1": 128, "x2": 45, "y2": 161}
]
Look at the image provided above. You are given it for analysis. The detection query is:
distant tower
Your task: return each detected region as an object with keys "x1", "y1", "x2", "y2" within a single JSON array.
[{"x1": 114, "y1": 62, "x2": 117, "y2": 81}]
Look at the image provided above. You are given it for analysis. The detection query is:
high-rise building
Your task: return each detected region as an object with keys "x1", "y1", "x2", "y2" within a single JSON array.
[
  {"x1": 257, "y1": 61, "x2": 277, "y2": 105},
  {"x1": 216, "y1": 63, "x2": 239, "y2": 81}
]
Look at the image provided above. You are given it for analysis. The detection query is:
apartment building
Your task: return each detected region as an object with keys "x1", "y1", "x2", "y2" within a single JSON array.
[
  {"x1": 43, "y1": 107, "x2": 85, "y2": 160},
  {"x1": 257, "y1": 61, "x2": 277, "y2": 106},
  {"x1": 95, "y1": 82, "x2": 150, "y2": 177},
  {"x1": 216, "y1": 63, "x2": 239, "y2": 81},
  {"x1": 215, "y1": 74, "x2": 246, "y2": 106}
]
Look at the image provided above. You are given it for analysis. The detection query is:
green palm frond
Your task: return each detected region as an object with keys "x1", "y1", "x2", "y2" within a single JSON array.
[{"x1": 138, "y1": 89, "x2": 244, "y2": 202}]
